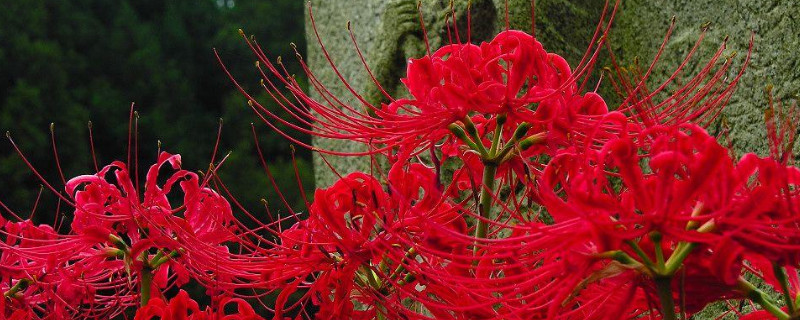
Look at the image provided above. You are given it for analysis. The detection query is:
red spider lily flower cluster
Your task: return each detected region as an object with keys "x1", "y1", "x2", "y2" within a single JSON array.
[
  {"x1": 135, "y1": 290, "x2": 263, "y2": 320},
  {"x1": 0, "y1": 149, "x2": 261, "y2": 319},
  {"x1": 5, "y1": 1, "x2": 800, "y2": 320}
]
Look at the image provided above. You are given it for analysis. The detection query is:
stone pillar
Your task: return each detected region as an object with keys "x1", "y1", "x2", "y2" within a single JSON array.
[
  {"x1": 614, "y1": 0, "x2": 800, "y2": 158},
  {"x1": 303, "y1": 1, "x2": 384, "y2": 187}
]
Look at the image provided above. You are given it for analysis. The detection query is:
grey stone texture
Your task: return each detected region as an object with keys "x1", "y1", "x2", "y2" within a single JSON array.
[{"x1": 614, "y1": 0, "x2": 800, "y2": 160}]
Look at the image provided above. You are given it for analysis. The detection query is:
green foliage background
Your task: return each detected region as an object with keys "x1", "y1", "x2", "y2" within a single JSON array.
[{"x1": 0, "y1": 0, "x2": 312, "y2": 229}]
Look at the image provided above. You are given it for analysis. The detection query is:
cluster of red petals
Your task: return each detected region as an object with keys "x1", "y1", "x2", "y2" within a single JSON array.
[
  {"x1": 215, "y1": 10, "x2": 800, "y2": 317},
  {"x1": 260, "y1": 161, "x2": 468, "y2": 319},
  {"x1": 134, "y1": 290, "x2": 264, "y2": 320},
  {"x1": 1, "y1": 152, "x2": 241, "y2": 319},
  {"x1": 220, "y1": 21, "x2": 614, "y2": 158},
  {"x1": 6, "y1": 4, "x2": 794, "y2": 319},
  {"x1": 382, "y1": 30, "x2": 607, "y2": 151},
  {"x1": 530, "y1": 122, "x2": 800, "y2": 317}
]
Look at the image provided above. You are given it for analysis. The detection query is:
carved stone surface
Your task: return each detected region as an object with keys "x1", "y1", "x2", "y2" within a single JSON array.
[{"x1": 615, "y1": 0, "x2": 800, "y2": 160}]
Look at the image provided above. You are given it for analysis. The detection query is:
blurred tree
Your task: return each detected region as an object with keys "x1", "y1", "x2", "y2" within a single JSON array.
[{"x1": 0, "y1": 0, "x2": 311, "y2": 230}]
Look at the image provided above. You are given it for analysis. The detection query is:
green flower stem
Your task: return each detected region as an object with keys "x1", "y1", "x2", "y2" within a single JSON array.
[
  {"x1": 684, "y1": 203, "x2": 705, "y2": 231},
  {"x1": 488, "y1": 114, "x2": 506, "y2": 156},
  {"x1": 389, "y1": 247, "x2": 417, "y2": 280},
  {"x1": 493, "y1": 123, "x2": 532, "y2": 163},
  {"x1": 473, "y1": 162, "x2": 498, "y2": 256},
  {"x1": 140, "y1": 267, "x2": 154, "y2": 307},
  {"x1": 462, "y1": 117, "x2": 488, "y2": 156},
  {"x1": 597, "y1": 250, "x2": 646, "y2": 270},
  {"x1": 448, "y1": 124, "x2": 485, "y2": 157},
  {"x1": 108, "y1": 234, "x2": 130, "y2": 251},
  {"x1": 365, "y1": 267, "x2": 382, "y2": 289},
  {"x1": 650, "y1": 232, "x2": 665, "y2": 270},
  {"x1": 663, "y1": 219, "x2": 715, "y2": 275},
  {"x1": 655, "y1": 277, "x2": 678, "y2": 320},
  {"x1": 376, "y1": 305, "x2": 389, "y2": 320},
  {"x1": 663, "y1": 242, "x2": 696, "y2": 276},
  {"x1": 625, "y1": 240, "x2": 656, "y2": 270},
  {"x1": 737, "y1": 277, "x2": 790, "y2": 320},
  {"x1": 773, "y1": 263, "x2": 797, "y2": 316},
  {"x1": 151, "y1": 250, "x2": 179, "y2": 268},
  {"x1": 149, "y1": 250, "x2": 166, "y2": 265},
  {"x1": 396, "y1": 273, "x2": 416, "y2": 287}
]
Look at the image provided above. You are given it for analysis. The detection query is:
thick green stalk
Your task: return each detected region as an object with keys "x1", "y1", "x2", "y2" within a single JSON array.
[
  {"x1": 650, "y1": 232, "x2": 665, "y2": 270},
  {"x1": 655, "y1": 277, "x2": 678, "y2": 320},
  {"x1": 140, "y1": 268, "x2": 153, "y2": 307},
  {"x1": 488, "y1": 114, "x2": 506, "y2": 156},
  {"x1": 473, "y1": 163, "x2": 498, "y2": 255},
  {"x1": 662, "y1": 242, "x2": 696, "y2": 275}
]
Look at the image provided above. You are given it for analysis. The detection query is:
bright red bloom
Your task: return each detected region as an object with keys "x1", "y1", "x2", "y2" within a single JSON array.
[
  {"x1": 134, "y1": 290, "x2": 264, "y2": 320},
  {"x1": 1, "y1": 150, "x2": 242, "y2": 318},
  {"x1": 380, "y1": 30, "x2": 589, "y2": 151},
  {"x1": 261, "y1": 162, "x2": 470, "y2": 319},
  {"x1": 221, "y1": 19, "x2": 616, "y2": 159},
  {"x1": 65, "y1": 151, "x2": 239, "y2": 281}
]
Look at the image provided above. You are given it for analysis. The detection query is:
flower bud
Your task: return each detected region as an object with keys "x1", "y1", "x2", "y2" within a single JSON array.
[
  {"x1": 512, "y1": 123, "x2": 531, "y2": 140},
  {"x1": 104, "y1": 247, "x2": 126, "y2": 258},
  {"x1": 447, "y1": 123, "x2": 469, "y2": 141},
  {"x1": 519, "y1": 132, "x2": 547, "y2": 150}
]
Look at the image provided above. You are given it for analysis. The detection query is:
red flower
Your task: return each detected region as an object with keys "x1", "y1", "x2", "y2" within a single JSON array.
[
  {"x1": 134, "y1": 289, "x2": 264, "y2": 320},
  {"x1": 261, "y1": 163, "x2": 471, "y2": 319},
  {"x1": 715, "y1": 153, "x2": 800, "y2": 265},
  {"x1": 1, "y1": 150, "x2": 244, "y2": 318}
]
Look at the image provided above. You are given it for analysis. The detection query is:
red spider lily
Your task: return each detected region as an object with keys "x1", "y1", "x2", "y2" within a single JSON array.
[
  {"x1": 526, "y1": 120, "x2": 800, "y2": 318},
  {"x1": 64, "y1": 151, "x2": 238, "y2": 294},
  {"x1": 537, "y1": 124, "x2": 733, "y2": 246},
  {"x1": 219, "y1": 0, "x2": 751, "y2": 166},
  {"x1": 215, "y1": 1, "x2": 622, "y2": 158},
  {"x1": 260, "y1": 162, "x2": 470, "y2": 319},
  {"x1": 66, "y1": 151, "x2": 237, "y2": 245},
  {"x1": 1, "y1": 148, "x2": 243, "y2": 318},
  {"x1": 134, "y1": 289, "x2": 265, "y2": 320},
  {"x1": 212, "y1": 1, "x2": 752, "y2": 315},
  {"x1": 0, "y1": 218, "x2": 121, "y2": 319},
  {"x1": 376, "y1": 29, "x2": 599, "y2": 154},
  {"x1": 714, "y1": 154, "x2": 800, "y2": 266}
]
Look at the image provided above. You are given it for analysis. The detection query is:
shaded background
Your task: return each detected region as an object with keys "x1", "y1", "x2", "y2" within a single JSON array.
[{"x1": 0, "y1": 0, "x2": 312, "y2": 229}]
